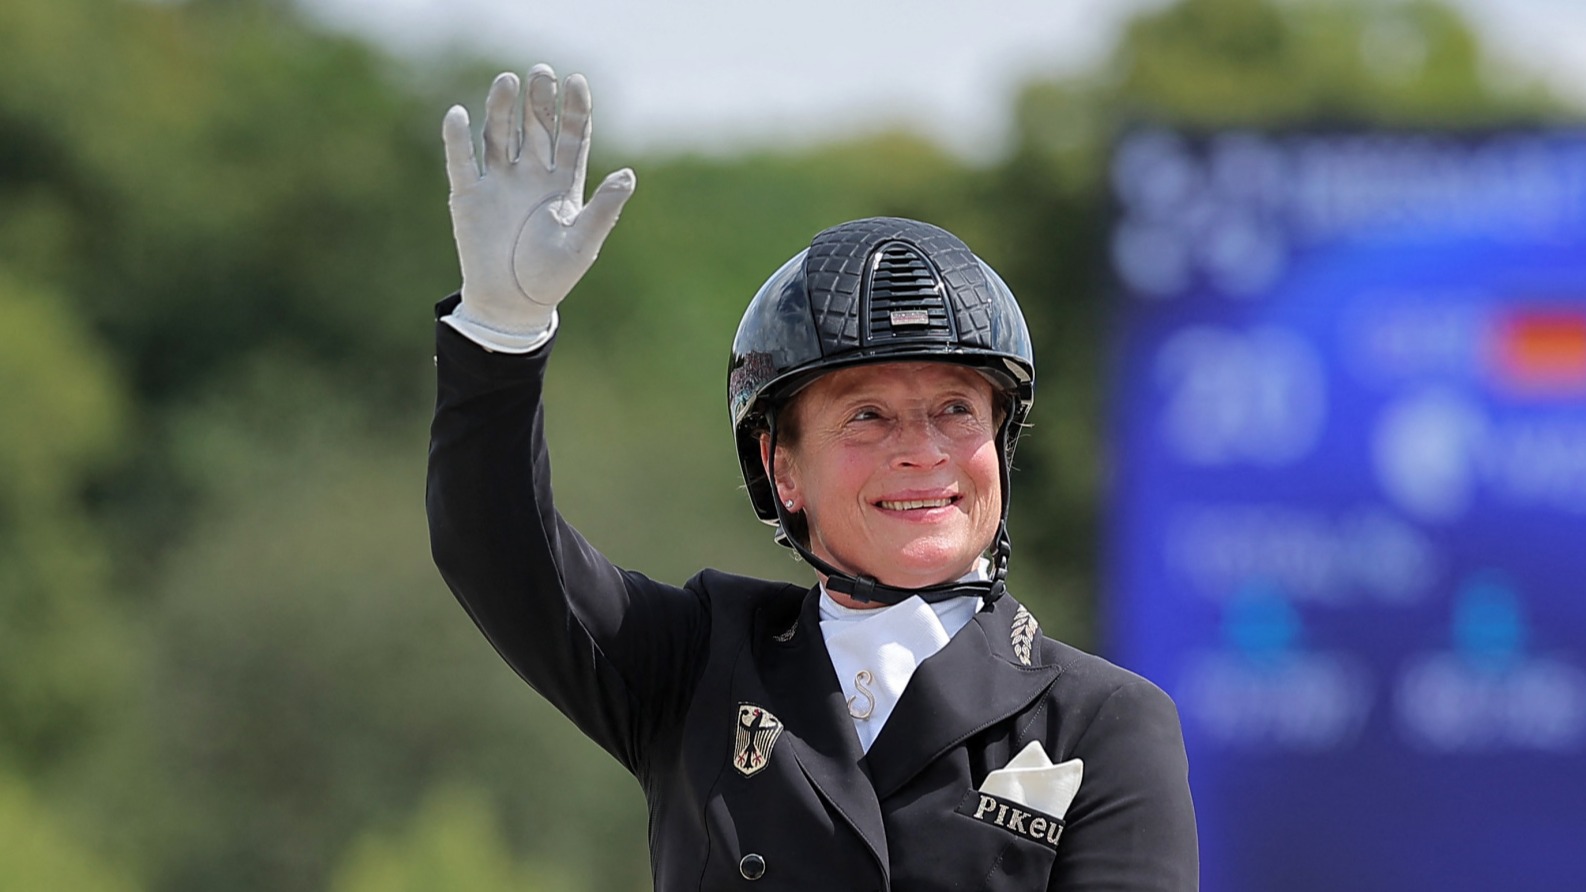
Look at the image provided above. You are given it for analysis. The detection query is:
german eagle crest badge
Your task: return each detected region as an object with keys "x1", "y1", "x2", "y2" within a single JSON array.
[{"x1": 732, "y1": 704, "x2": 784, "y2": 778}]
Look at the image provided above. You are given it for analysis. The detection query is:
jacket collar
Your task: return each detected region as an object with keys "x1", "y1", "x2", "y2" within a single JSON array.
[
  {"x1": 861, "y1": 592, "x2": 1061, "y2": 798},
  {"x1": 756, "y1": 587, "x2": 1061, "y2": 867}
]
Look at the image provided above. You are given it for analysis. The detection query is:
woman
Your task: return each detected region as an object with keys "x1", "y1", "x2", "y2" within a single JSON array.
[{"x1": 428, "y1": 65, "x2": 1197, "y2": 891}]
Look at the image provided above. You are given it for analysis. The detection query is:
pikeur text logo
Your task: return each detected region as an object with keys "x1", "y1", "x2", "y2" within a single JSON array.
[{"x1": 955, "y1": 789, "x2": 1066, "y2": 851}]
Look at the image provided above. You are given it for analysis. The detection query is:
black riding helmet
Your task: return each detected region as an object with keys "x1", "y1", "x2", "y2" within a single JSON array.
[{"x1": 728, "y1": 217, "x2": 1035, "y2": 605}]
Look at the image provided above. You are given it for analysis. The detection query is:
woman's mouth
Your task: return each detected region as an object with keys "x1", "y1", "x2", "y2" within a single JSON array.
[{"x1": 876, "y1": 497, "x2": 956, "y2": 511}]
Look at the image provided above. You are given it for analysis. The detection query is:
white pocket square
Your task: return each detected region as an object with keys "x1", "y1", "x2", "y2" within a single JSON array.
[{"x1": 979, "y1": 740, "x2": 1084, "y2": 820}]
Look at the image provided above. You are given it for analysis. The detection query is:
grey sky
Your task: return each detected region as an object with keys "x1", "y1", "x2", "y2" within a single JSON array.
[{"x1": 301, "y1": 0, "x2": 1586, "y2": 159}]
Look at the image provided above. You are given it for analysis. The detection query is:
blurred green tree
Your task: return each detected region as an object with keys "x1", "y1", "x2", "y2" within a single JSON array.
[
  {"x1": 0, "y1": 771, "x2": 139, "y2": 892},
  {"x1": 0, "y1": 273, "x2": 136, "y2": 777},
  {"x1": 0, "y1": 0, "x2": 461, "y2": 576},
  {"x1": 328, "y1": 784, "x2": 573, "y2": 892},
  {"x1": 128, "y1": 394, "x2": 645, "y2": 891}
]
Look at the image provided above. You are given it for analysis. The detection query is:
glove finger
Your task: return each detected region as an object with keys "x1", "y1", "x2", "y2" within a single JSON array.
[
  {"x1": 570, "y1": 168, "x2": 635, "y2": 253},
  {"x1": 555, "y1": 73, "x2": 593, "y2": 200},
  {"x1": 482, "y1": 71, "x2": 521, "y2": 170},
  {"x1": 441, "y1": 105, "x2": 479, "y2": 192},
  {"x1": 524, "y1": 63, "x2": 557, "y2": 170}
]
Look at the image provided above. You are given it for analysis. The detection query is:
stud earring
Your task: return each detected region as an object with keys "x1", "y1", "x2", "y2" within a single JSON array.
[{"x1": 784, "y1": 499, "x2": 796, "y2": 510}]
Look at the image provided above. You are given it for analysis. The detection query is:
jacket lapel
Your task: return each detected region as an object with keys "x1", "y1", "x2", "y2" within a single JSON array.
[
  {"x1": 864, "y1": 594, "x2": 1062, "y2": 799},
  {"x1": 757, "y1": 588, "x2": 891, "y2": 882}
]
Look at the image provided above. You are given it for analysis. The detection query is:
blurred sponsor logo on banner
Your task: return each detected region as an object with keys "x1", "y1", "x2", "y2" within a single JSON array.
[
  {"x1": 1179, "y1": 588, "x2": 1373, "y2": 750},
  {"x1": 1109, "y1": 129, "x2": 1586, "y2": 892},
  {"x1": 1395, "y1": 573, "x2": 1586, "y2": 753}
]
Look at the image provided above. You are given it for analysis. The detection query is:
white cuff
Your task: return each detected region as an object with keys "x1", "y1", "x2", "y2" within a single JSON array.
[{"x1": 441, "y1": 309, "x2": 558, "y2": 354}]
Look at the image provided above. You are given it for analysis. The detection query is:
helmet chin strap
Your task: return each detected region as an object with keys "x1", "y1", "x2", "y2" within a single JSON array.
[{"x1": 766, "y1": 411, "x2": 1012, "y2": 607}]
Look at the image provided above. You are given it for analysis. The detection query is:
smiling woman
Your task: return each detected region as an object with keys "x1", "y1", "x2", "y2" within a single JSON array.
[
  {"x1": 427, "y1": 64, "x2": 1198, "y2": 891},
  {"x1": 769, "y1": 362, "x2": 1003, "y2": 596},
  {"x1": 726, "y1": 215, "x2": 1038, "y2": 608}
]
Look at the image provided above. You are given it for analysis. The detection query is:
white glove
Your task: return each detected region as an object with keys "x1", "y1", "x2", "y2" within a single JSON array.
[{"x1": 442, "y1": 64, "x2": 635, "y2": 352}]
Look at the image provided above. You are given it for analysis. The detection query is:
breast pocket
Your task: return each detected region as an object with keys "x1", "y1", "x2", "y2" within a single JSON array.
[
  {"x1": 884, "y1": 778, "x2": 1062, "y2": 892},
  {"x1": 954, "y1": 788, "x2": 1064, "y2": 891}
]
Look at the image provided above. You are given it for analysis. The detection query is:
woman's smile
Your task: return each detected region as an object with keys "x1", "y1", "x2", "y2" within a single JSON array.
[{"x1": 769, "y1": 361, "x2": 1002, "y2": 593}]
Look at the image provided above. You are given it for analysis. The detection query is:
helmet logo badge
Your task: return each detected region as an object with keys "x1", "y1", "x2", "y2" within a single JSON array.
[{"x1": 889, "y1": 309, "x2": 931, "y2": 327}]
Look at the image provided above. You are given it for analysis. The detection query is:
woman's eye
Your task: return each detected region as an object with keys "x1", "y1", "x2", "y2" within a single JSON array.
[{"x1": 851, "y1": 408, "x2": 881, "y2": 422}]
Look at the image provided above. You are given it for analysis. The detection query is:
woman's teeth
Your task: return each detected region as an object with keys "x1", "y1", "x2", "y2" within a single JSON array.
[{"x1": 879, "y1": 498, "x2": 952, "y2": 510}]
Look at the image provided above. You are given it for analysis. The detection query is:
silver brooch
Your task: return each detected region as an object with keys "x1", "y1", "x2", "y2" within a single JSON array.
[
  {"x1": 1011, "y1": 604, "x2": 1039, "y2": 667},
  {"x1": 846, "y1": 670, "x2": 876, "y2": 720}
]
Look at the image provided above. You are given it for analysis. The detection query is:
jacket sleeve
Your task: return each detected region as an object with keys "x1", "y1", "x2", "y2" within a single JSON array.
[
  {"x1": 426, "y1": 300, "x2": 708, "y2": 775},
  {"x1": 1050, "y1": 679, "x2": 1199, "y2": 891}
]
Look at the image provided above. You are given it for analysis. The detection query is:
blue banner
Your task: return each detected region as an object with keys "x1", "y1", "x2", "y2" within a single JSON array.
[{"x1": 1108, "y1": 130, "x2": 1586, "y2": 892}]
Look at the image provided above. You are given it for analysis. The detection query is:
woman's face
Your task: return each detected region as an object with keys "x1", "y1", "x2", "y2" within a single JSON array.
[{"x1": 766, "y1": 361, "x2": 1003, "y2": 591}]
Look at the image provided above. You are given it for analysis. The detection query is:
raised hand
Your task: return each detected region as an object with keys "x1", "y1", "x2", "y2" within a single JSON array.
[{"x1": 442, "y1": 64, "x2": 635, "y2": 350}]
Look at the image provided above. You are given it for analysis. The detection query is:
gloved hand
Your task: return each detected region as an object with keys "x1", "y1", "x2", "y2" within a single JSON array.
[{"x1": 442, "y1": 64, "x2": 636, "y2": 352}]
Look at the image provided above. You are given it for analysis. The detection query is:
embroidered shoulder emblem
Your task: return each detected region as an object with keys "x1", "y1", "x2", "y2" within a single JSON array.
[
  {"x1": 732, "y1": 704, "x2": 784, "y2": 777},
  {"x1": 1011, "y1": 604, "x2": 1039, "y2": 666}
]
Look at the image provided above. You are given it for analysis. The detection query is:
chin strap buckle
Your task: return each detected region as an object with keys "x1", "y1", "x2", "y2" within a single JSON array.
[
  {"x1": 828, "y1": 573, "x2": 882, "y2": 604},
  {"x1": 847, "y1": 576, "x2": 879, "y2": 604}
]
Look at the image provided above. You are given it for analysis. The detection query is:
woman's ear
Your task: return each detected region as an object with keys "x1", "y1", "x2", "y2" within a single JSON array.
[{"x1": 759, "y1": 432, "x2": 799, "y2": 511}]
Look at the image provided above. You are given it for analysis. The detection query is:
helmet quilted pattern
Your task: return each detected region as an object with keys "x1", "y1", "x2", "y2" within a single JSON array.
[{"x1": 805, "y1": 218, "x2": 998, "y2": 354}]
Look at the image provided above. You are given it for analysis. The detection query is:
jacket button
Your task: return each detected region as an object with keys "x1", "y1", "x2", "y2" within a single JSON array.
[{"x1": 739, "y1": 853, "x2": 766, "y2": 880}]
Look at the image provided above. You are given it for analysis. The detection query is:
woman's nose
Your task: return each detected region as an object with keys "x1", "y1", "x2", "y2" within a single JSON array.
[{"x1": 891, "y1": 415, "x2": 949, "y2": 467}]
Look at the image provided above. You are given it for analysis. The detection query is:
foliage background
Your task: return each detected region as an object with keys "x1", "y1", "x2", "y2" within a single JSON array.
[{"x1": 0, "y1": 0, "x2": 1573, "y2": 889}]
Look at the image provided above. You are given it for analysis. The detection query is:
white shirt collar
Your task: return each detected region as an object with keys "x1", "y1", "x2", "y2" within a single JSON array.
[{"x1": 816, "y1": 559, "x2": 988, "y2": 752}]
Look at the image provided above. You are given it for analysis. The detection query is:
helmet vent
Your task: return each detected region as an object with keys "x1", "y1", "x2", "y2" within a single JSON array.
[{"x1": 864, "y1": 243, "x2": 953, "y2": 343}]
